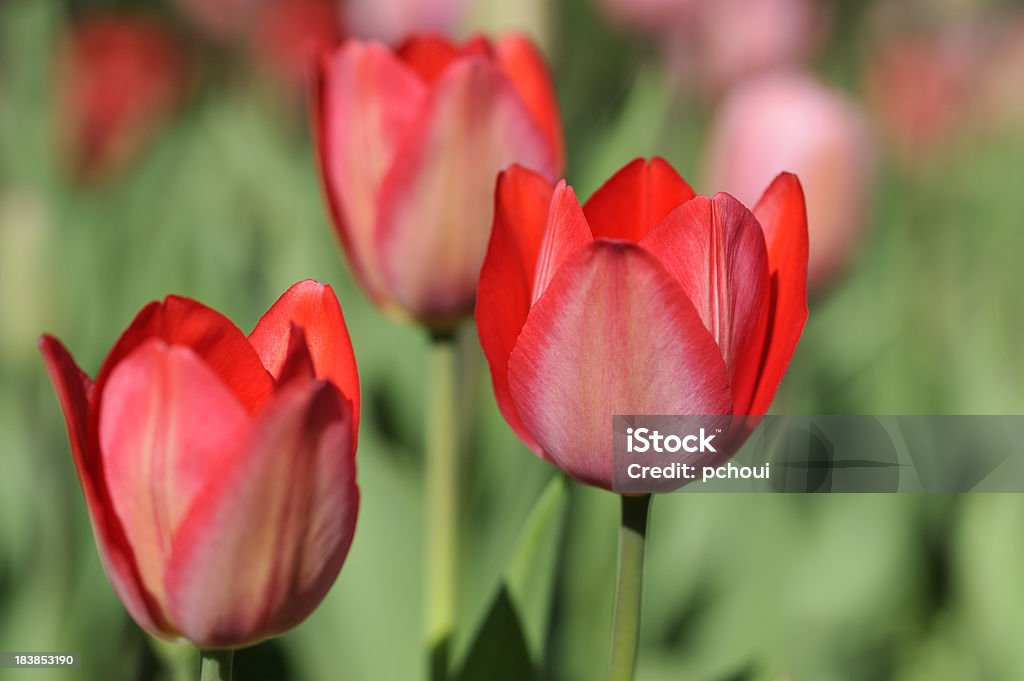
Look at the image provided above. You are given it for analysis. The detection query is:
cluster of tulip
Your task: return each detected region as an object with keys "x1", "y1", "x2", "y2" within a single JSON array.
[{"x1": 42, "y1": 29, "x2": 808, "y2": 681}]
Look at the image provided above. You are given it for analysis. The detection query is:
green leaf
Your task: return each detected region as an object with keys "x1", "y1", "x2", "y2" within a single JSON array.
[
  {"x1": 456, "y1": 589, "x2": 534, "y2": 681},
  {"x1": 504, "y1": 475, "x2": 569, "y2": 664}
]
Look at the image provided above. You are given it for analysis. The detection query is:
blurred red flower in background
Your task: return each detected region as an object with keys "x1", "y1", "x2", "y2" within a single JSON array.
[
  {"x1": 476, "y1": 159, "x2": 808, "y2": 489},
  {"x1": 706, "y1": 71, "x2": 876, "y2": 290},
  {"x1": 863, "y1": 33, "x2": 976, "y2": 159},
  {"x1": 249, "y1": 0, "x2": 345, "y2": 95},
  {"x1": 315, "y1": 34, "x2": 564, "y2": 329},
  {"x1": 40, "y1": 281, "x2": 360, "y2": 647},
  {"x1": 54, "y1": 16, "x2": 190, "y2": 181}
]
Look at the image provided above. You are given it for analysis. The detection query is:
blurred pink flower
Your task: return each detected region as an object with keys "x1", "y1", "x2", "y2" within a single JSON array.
[
  {"x1": 344, "y1": 0, "x2": 467, "y2": 44},
  {"x1": 669, "y1": 0, "x2": 823, "y2": 94},
  {"x1": 705, "y1": 71, "x2": 875, "y2": 290},
  {"x1": 54, "y1": 16, "x2": 190, "y2": 181},
  {"x1": 599, "y1": 0, "x2": 822, "y2": 94}
]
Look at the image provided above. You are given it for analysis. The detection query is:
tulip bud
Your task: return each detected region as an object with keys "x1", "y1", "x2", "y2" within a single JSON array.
[
  {"x1": 53, "y1": 17, "x2": 190, "y2": 181},
  {"x1": 315, "y1": 35, "x2": 564, "y2": 329},
  {"x1": 40, "y1": 281, "x2": 360, "y2": 648},
  {"x1": 705, "y1": 70, "x2": 876, "y2": 290},
  {"x1": 476, "y1": 159, "x2": 808, "y2": 490}
]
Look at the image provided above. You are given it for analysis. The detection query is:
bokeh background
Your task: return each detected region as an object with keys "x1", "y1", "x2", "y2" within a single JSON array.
[{"x1": 2, "y1": 0, "x2": 1024, "y2": 679}]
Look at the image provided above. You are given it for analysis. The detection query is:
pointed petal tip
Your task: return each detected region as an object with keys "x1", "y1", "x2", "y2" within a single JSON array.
[{"x1": 583, "y1": 157, "x2": 697, "y2": 242}]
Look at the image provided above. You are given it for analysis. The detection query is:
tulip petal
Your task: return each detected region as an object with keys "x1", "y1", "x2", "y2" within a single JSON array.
[
  {"x1": 94, "y1": 296, "x2": 274, "y2": 414},
  {"x1": 249, "y1": 280, "x2": 360, "y2": 429},
  {"x1": 507, "y1": 241, "x2": 732, "y2": 489},
  {"x1": 99, "y1": 339, "x2": 251, "y2": 622},
  {"x1": 531, "y1": 181, "x2": 593, "y2": 304},
  {"x1": 749, "y1": 173, "x2": 809, "y2": 415},
  {"x1": 315, "y1": 41, "x2": 427, "y2": 303},
  {"x1": 39, "y1": 336, "x2": 95, "y2": 501},
  {"x1": 40, "y1": 336, "x2": 169, "y2": 636},
  {"x1": 476, "y1": 166, "x2": 555, "y2": 454},
  {"x1": 582, "y1": 157, "x2": 697, "y2": 242},
  {"x1": 640, "y1": 193, "x2": 769, "y2": 399},
  {"x1": 494, "y1": 34, "x2": 565, "y2": 171},
  {"x1": 375, "y1": 56, "x2": 558, "y2": 322},
  {"x1": 396, "y1": 35, "x2": 490, "y2": 84},
  {"x1": 166, "y1": 378, "x2": 357, "y2": 648}
]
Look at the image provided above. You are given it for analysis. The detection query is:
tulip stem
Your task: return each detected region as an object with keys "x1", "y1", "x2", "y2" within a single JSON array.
[
  {"x1": 608, "y1": 494, "x2": 652, "y2": 681},
  {"x1": 199, "y1": 649, "x2": 233, "y2": 681},
  {"x1": 426, "y1": 333, "x2": 459, "y2": 680}
]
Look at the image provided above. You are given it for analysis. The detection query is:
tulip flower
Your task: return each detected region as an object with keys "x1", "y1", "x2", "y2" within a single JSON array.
[
  {"x1": 54, "y1": 17, "x2": 190, "y2": 181},
  {"x1": 315, "y1": 34, "x2": 564, "y2": 329},
  {"x1": 705, "y1": 70, "x2": 875, "y2": 290},
  {"x1": 476, "y1": 158, "x2": 808, "y2": 491},
  {"x1": 39, "y1": 281, "x2": 360, "y2": 652}
]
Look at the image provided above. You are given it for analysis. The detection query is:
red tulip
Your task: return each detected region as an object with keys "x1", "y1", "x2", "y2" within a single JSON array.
[
  {"x1": 39, "y1": 281, "x2": 360, "y2": 647},
  {"x1": 476, "y1": 159, "x2": 808, "y2": 489},
  {"x1": 315, "y1": 34, "x2": 564, "y2": 329},
  {"x1": 54, "y1": 17, "x2": 190, "y2": 180}
]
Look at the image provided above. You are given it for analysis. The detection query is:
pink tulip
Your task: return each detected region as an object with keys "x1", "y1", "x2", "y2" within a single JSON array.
[
  {"x1": 315, "y1": 35, "x2": 564, "y2": 328},
  {"x1": 40, "y1": 281, "x2": 360, "y2": 647},
  {"x1": 705, "y1": 70, "x2": 875, "y2": 290}
]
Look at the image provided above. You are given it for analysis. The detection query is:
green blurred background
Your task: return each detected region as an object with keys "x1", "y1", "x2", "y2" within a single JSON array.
[{"x1": 2, "y1": 0, "x2": 1024, "y2": 679}]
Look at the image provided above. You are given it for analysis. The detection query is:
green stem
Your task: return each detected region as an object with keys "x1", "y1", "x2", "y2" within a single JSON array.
[
  {"x1": 425, "y1": 333, "x2": 459, "y2": 680},
  {"x1": 608, "y1": 494, "x2": 652, "y2": 681},
  {"x1": 199, "y1": 649, "x2": 233, "y2": 681}
]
